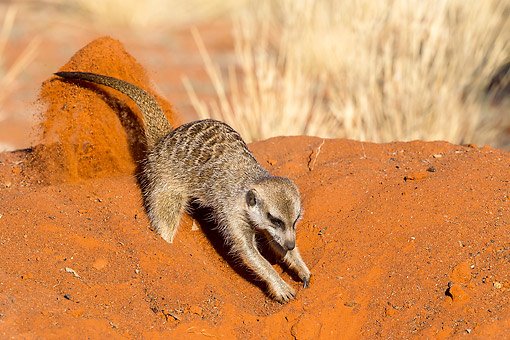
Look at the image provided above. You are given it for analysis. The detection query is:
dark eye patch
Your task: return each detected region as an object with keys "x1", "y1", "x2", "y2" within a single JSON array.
[{"x1": 267, "y1": 213, "x2": 284, "y2": 229}]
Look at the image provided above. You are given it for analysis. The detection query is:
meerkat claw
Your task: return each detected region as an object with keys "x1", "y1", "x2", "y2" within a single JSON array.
[{"x1": 303, "y1": 277, "x2": 310, "y2": 288}]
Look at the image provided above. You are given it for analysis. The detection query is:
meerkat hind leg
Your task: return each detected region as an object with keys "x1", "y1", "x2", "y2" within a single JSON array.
[{"x1": 147, "y1": 185, "x2": 187, "y2": 243}]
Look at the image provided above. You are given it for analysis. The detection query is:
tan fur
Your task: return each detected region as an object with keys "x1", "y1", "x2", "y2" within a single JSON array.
[{"x1": 55, "y1": 71, "x2": 311, "y2": 302}]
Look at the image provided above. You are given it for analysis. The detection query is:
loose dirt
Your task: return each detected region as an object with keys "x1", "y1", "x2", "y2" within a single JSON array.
[
  {"x1": 34, "y1": 37, "x2": 180, "y2": 183},
  {"x1": 0, "y1": 38, "x2": 509, "y2": 339}
]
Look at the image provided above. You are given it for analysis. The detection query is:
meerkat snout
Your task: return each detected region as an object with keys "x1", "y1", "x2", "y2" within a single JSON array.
[{"x1": 284, "y1": 235, "x2": 295, "y2": 251}]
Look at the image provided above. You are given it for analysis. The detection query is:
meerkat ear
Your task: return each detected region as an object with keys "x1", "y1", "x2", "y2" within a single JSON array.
[{"x1": 246, "y1": 189, "x2": 258, "y2": 207}]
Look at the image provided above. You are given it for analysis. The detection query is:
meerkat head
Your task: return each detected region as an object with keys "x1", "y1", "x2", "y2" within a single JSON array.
[{"x1": 245, "y1": 176, "x2": 302, "y2": 252}]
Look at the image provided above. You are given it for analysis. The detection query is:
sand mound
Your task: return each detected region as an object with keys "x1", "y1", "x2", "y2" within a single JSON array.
[
  {"x1": 1, "y1": 137, "x2": 510, "y2": 339},
  {"x1": 33, "y1": 36, "x2": 179, "y2": 183}
]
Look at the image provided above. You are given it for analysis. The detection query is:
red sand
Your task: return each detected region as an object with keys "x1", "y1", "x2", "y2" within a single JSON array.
[
  {"x1": 0, "y1": 38, "x2": 509, "y2": 339},
  {"x1": 34, "y1": 37, "x2": 180, "y2": 183}
]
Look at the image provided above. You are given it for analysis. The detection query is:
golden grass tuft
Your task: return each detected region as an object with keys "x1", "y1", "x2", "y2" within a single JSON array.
[
  {"x1": 186, "y1": 0, "x2": 510, "y2": 146},
  {"x1": 62, "y1": 0, "x2": 250, "y2": 28}
]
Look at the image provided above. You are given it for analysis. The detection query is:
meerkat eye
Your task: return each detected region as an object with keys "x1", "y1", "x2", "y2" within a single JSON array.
[{"x1": 267, "y1": 213, "x2": 284, "y2": 229}]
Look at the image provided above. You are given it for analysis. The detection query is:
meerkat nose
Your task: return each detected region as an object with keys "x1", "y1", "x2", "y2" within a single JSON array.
[{"x1": 285, "y1": 239, "x2": 295, "y2": 251}]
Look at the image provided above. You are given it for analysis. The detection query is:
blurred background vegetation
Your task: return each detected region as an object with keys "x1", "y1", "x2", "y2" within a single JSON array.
[{"x1": 1, "y1": 0, "x2": 509, "y2": 151}]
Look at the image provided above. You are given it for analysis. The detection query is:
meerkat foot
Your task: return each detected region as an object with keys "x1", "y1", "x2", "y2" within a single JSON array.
[
  {"x1": 146, "y1": 184, "x2": 187, "y2": 243},
  {"x1": 270, "y1": 279, "x2": 296, "y2": 303},
  {"x1": 158, "y1": 224, "x2": 176, "y2": 243}
]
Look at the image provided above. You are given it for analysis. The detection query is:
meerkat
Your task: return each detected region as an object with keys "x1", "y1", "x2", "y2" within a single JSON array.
[{"x1": 55, "y1": 71, "x2": 311, "y2": 302}]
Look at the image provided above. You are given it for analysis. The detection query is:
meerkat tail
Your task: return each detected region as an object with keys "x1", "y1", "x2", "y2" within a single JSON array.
[{"x1": 55, "y1": 71, "x2": 172, "y2": 149}]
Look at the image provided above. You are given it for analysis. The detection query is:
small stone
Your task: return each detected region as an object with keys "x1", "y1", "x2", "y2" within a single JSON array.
[
  {"x1": 465, "y1": 307, "x2": 475, "y2": 314},
  {"x1": 189, "y1": 305, "x2": 202, "y2": 316},
  {"x1": 344, "y1": 302, "x2": 357, "y2": 307},
  {"x1": 64, "y1": 267, "x2": 81, "y2": 278},
  {"x1": 21, "y1": 273, "x2": 34, "y2": 280},
  {"x1": 451, "y1": 262, "x2": 471, "y2": 283},
  {"x1": 92, "y1": 258, "x2": 108, "y2": 270},
  {"x1": 384, "y1": 305, "x2": 398, "y2": 317},
  {"x1": 404, "y1": 171, "x2": 429, "y2": 181},
  {"x1": 447, "y1": 284, "x2": 470, "y2": 303},
  {"x1": 493, "y1": 282, "x2": 502, "y2": 289},
  {"x1": 162, "y1": 309, "x2": 181, "y2": 321},
  {"x1": 68, "y1": 308, "x2": 85, "y2": 317}
]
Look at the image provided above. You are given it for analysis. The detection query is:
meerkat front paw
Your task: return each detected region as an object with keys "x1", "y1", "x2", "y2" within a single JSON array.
[{"x1": 269, "y1": 280, "x2": 296, "y2": 303}]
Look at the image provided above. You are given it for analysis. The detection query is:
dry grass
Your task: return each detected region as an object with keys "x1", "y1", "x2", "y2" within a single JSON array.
[
  {"x1": 0, "y1": 6, "x2": 39, "y2": 123},
  {"x1": 183, "y1": 22, "x2": 328, "y2": 141},
  {"x1": 61, "y1": 0, "x2": 249, "y2": 28},
  {"x1": 186, "y1": 0, "x2": 510, "y2": 146}
]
